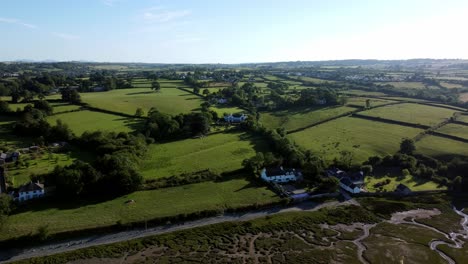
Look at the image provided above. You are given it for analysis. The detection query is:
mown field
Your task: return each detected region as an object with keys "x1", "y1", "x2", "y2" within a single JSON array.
[
  {"x1": 359, "y1": 103, "x2": 457, "y2": 126},
  {"x1": 458, "y1": 114, "x2": 468, "y2": 123},
  {"x1": 288, "y1": 117, "x2": 423, "y2": 163},
  {"x1": 383, "y1": 81, "x2": 428, "y2": 89},
  {"x1": 140, "y1": 132, "x2": 267, "y2": 179},
  {"x1": 260, "y1": 106, "x2": 356, "y2": 131},
  {"x1": 415, "y1": 136, "x2": 468, "y2": 160},
  {"x1": 47, "y1": 110, "x2": 140, "y2": 136},
  {"x1": 341, "y1": 90, "x2": 388, "y2": 96},
  {"x1": 81, "y1": 88, "x2": 204, "y2": 116},
  {"x1": 436, "y1": 123, "x2": 468, "y2": 140},
  {"x1": 0, "y1": 178, "x2": 279, "y2": 241},
  {"x1": 364, "y1": 175, "x2": 446, "y2": 192}
]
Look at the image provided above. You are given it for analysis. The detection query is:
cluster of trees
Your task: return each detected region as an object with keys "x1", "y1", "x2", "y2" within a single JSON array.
[
  {"x1": 362, "y1": 138, "x2": 468, "y2": 190},
  {"x1": 0, "y1": 194, "x2": 13, "y2": 229},
  {"x1": 143, "y1": 108, "x2": 214, "y2": 140},
  {"x1": 207, "y1": 82, "x2": 262, "y2": 109},
  {"x1": 14, "y1": 101, "x2": 74, "y2": 142},
  {"x1": 60, "y1": 88, "x2": 81, "y2": 104},
  {"x1": 42, "y1": 132, "x2": 147, "y2": 198}
]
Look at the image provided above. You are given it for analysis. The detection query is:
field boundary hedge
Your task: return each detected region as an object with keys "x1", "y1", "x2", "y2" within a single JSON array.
[
  {"x1": 350, "y1": 114, "x2": 431, "y2": 129},
  {"x1": 80, "y1": 105, "x2": 147, "y2": 119}
]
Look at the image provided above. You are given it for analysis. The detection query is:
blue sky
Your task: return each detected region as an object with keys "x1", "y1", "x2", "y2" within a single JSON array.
[{"x1": 2, "y1": 0, "x2": 468, "y2": 63}]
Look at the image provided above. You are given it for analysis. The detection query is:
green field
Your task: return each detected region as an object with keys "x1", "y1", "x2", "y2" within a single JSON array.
[
  {"x1": 364, "y1": 175, "x2": 446, "y2": 192},
  {"x1": 0, "y1": 178, "x2": 279, "y2": 241},
  {"x1": 416, "y1": 136, "x2": 468, "y2": 160},
  {"x1": 359, "y1": 103, "x2": 457, "y2": 126},
  {"x1": 436, "y1": 123, "x2": 468, "y2": 140},
  {"x1": 81, "y1": 88, "x2": 204, "y2": 115},
  {"x1": 291, "y1": 76, "x2": 334, "y2": 83},
  {"x1": 458, "y1": 114, "x2": 468, "y2": 123},
  {"x1": 440, "y1": 82, "x2": 464, "y2": 89},
  {"x1": 140, "y1": 132, "x2": 267, "y2": 179},
  {"x1": 50, "y1": 103, "x2": 82, "y2": 114},
  {"x1": 47, "y1": 110, "x2": 139, "y2": 136},
  {"x1": 346, "y1": 97, "x2": 393, "y2": 107},
  {"x1": 210, "y1": 105, "x2": 244, "y2": 116},
  {"x1": 288, "y1": 117, "x2": 423, "y2": 163},
  {"x1": 341, "y1": 90, "x2": 388, "y2": 96},
  {"x1": 260, "y1": 106, "x2": 356, "y2": 131},
  {"x1": 0, "y1": 116, "x2": 31, "y2": 148},
  {"x1": 383, "y1": 81, "x2": 428, "y2": 89}
]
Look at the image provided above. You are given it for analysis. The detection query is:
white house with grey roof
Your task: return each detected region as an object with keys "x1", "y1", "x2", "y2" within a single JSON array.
[{"x1": 260, "y1": 167, "x2": 301, "y2": 183}]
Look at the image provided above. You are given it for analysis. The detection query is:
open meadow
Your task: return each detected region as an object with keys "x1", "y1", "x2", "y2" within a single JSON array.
[
  {"x1": 436, "y1": 123, "x2": 468, "y2": 140},
  {"x1": 140, "y1": 132, "x2": 267, "y2": 179},
  {"x1": 0, "y1": 178, "x2": 279, "y2": 241},
  {"x1": 288, "y1": 117, "x2": 423, "y2": 163},
  {"x1": 359, "y1": 103, "x2": 457, "y2": 126},
  {"x1": 47, "y1": 110, "x2": 140, "y2": 136},
  {"x1": 415, "y1": 136, "x2": 468, "y2": 160},
  {"x1": 260, "y1": 106, "x2": 356, "y2": 131},
  {"x1": 81, "y1": 88, "x2": 204, "y2": 116}
]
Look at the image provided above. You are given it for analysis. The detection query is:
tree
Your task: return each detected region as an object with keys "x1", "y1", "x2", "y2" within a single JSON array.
[
  {"x1": 202, "y1": 89, "x2": 210, "y2": 96},
  {"x1": 193, "y1": 87, "x2": 200, "y2": 94},
  {"x1": 400, "y1": 138, "x2": 416, "y2": 155},
  {"x1": 135, "y1": 108, "x2": 144, "y2": 117},
  {"x1": 338, "y1": 150, "x2": 354, "y2": 169},
  {"x1": 452, "y1": 176, "x2": 463, "y2": 192},
  {"x1": 151, "y1": 81, "x2": 161, "y2": 92},
  {"x1": 0, "y1": 194, "x2": 13, "y2": 229},
  {"x1": 0, "y1": 101, "x2": 11, "y2": 113},
  {"x1": 365, "y1": 99, "x2": 371, "y2": 109}
]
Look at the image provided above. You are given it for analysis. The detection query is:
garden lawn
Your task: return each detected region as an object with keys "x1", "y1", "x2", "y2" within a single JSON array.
[
  {"x1": 288, "y1": 117, "x2": 423, "y2": 164},
  {"x1": 140, "y1": 132, "x2": 268, "y2": 179},
  {"x1": 0, "y1": 178, "x2": 279, "y2": 241},
  {"x1": 210, "y1": 105, "x2": 244, "y2": 116},
  {"x1": 436, "y1": 123, "x2": 468, "y2": 140},
  {"x1": 47, "y1": 110, "x2": 139, "y2": 136},
  {"x1": 415, "y1": 136, "x2": 468, "y2": 160},
  {"x1": 364, "y1": 175, "x2": 446, "y2": 192},
  {"x1": 260, "y1": 106, "x2": 357, "y2": 131},
  {"x1": 81, "y1": 88, "x2": 203, "y2": 115},
  {"x1": 359, "y1": 103, "x2": 457, "y2": 126}
]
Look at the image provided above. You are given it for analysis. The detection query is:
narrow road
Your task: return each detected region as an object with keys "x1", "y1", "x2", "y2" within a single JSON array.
[{"x1": 0, "y1": 199, "x2": 357, "y2": 263}]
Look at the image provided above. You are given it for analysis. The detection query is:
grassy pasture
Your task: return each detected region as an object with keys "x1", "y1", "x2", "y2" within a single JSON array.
[
  {"x1": 0, "y1": 116, "x2": 31, "y2": 148},
  {"x1": 383, "y1": 81, "x2": 428, "y2": 89},
  {"x1": 457, "y1": 114, "x2": 468, "y2": 123},
  {"x1": 260, "y1": 106, "x2": 356, "y2": 131},
  {"x1": 460, "y1": 92, "x2": 468, "y2": 103},
  {"x1": 359, "y1": 103, "x2": 457, "y2": 126},
  {"x1": 81, "y1": 88, "x2": 204, "y2": 116},
  {"x1": 210, "y1": 105, "x2": 244, "y2": 116},
  {"x1": 50, "y1": 103, "x2": 82, "y2": 114},
  {"x1": 341, "y1": 90, "x2": 388, "y2": 96},
  {"x1": 440, "y1": 82, "x2": 464, "y2": 89},
  {"x1": 47, "y1": 110, "x2": 140, "y2": 136},
  {"x1": 345, "y1": 97, "x2": 393, "y2": 107},
  {"x1": 415, "y1": 136, "x2": 468, "y2": 160},
  {"x1": 364, "y1": 175, "x2": 446, "y2": 192},
  {"x1": 0, "y1": 178, "x2": 279, "y2": 241},
  {"x1": 140, "y1": 132, "x2": 267, "y2": 179},
  {"x1": 436, "y1": 123, "x2": 468, "y2": 140},
  {"x1": 291, "y1": 76, "x2": 334, "y2": 83},
  {"x1": 288, "y1": 117, "x2": 423, "y2": 163}
]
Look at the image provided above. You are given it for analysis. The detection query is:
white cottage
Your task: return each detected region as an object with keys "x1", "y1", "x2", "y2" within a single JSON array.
[
  {"x1": 338, "y1": 177, "x2": 361, "y2": 194},
  {"x1": 260, "y1": 167, "x2": 301, "y2": 183},
  {"x1": 18, "y1": 182, "x2": 45, "y2": 202}
]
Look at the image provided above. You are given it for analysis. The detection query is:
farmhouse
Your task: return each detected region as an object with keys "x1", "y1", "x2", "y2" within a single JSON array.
[
  {"x1": 327, "y1": 168, "x2": 363, "y2": 194},
  {"x1": 17, "y1": 181, "x2": 45, "y2": 202},
  {"x1": 339, "y1": 177, "x2": 361, "y2": 194},
  {"x1": 0, "y1": 152, "x2": 20, "y2": 163},
  {"x1": 224, "y1": 113, "x2": 247, "y2": 123},
  {"x1": 260, "y1": 166, "x2": 302, "y2": 183}
]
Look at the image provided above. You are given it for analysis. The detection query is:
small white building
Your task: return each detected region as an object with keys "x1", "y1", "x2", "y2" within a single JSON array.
[
  {"x1": 18, "y1": 182, "x2": 45, "y2": 202},
  {"x1": 224, "y1": 113, "x2": 247, "y2": 123},
  {"x1": 217, "y1": 98, "x2": 228, "y2": 104},
  {"x1": 260, "y1": 167, "x2": 301, "y2": 183}
]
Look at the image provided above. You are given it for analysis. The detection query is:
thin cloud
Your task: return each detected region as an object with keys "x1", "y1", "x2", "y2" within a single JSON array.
[
  {"x1": 142, "y1": 8, "x2": 191, "y2": 23},
  {"x1": 53, "y1": 32, "x2": 80, "y2": 40},
  {"x1": 0, "y1": 17, "x2": 37, "y2": 29}
]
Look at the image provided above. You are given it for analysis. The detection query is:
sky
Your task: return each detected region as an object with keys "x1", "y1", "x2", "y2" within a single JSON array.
[{"x1": 1, "y1": 0, "x2": 468, "y2": 63}]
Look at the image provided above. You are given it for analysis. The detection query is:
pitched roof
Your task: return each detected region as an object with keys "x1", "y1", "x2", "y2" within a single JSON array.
[
  {"x1": 340, "y1": 177, "x2": 357, "y2": 189},
  {"x1": 19, "y1": 182, "x2": 44, "y2": 193},
  {"x1": 265, "y1": 167, "x2": 286, "y2": 177},
  {"x1": 396, "y1": 183, "x2": 411, "y2": 192}
]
